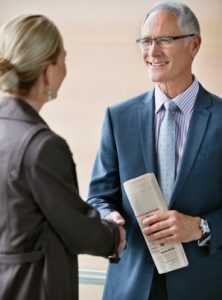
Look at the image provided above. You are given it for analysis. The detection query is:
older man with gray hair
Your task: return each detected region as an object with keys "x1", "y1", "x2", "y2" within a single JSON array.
[{"x1": 88, "y1": 1, "x2": 222, "y2": 299}]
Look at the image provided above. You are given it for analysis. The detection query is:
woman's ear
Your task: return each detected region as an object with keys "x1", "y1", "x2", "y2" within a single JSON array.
[
  {"x1": 42, "y1": 64, "x2": 52, "y2": 85},
  {"x1": 42, "y1": 64, "x2": 53, "y2": 101}
]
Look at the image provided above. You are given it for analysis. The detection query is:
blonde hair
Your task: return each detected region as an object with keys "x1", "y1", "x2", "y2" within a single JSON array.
[{"x1": 0, "y1": 15, "x2": 62, "y2": 93}]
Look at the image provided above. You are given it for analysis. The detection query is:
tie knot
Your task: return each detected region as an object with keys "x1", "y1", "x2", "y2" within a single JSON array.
[{"x1": 164, "y1": 100, "x2": 177, "y2": 112}]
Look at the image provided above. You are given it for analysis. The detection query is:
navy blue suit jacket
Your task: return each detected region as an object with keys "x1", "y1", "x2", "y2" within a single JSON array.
[{"x1": 88, "y1": 84, "x2": 222, "y2": 300}]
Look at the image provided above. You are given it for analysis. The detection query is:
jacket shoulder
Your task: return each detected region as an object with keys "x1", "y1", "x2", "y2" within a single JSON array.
[
  {"x1": 109, "y1": 90, "x2": 154, "y2": 113},
  {"x1": 24, "y1": 128, "x2": 72, "y2": 170},
  {"x1": 199, "y1": 84, "x2": 222, "y2": 104}
]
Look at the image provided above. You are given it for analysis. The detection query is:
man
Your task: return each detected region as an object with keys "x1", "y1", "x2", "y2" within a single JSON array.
[{"x1": 88, "y1": 1, "x2": 222, "y2": 300}]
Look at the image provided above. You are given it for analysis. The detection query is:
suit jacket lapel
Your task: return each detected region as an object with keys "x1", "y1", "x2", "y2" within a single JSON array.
[
  {"x1": 139, "y1": 91, "x2": 157, "y2": 175},
  {"x1": 170, "y1": 85, "x2": 212, "y2": 207}
]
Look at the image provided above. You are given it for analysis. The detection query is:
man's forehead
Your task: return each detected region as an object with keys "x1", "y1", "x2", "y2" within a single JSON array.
[{"x1": 141, "y1": 11, "x2": 179, "y2": 36}]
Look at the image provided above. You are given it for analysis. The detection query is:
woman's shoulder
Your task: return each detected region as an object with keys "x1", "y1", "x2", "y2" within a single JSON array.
[{"x1": 23, "y1": 125, "x2": 72, "y2": 169}]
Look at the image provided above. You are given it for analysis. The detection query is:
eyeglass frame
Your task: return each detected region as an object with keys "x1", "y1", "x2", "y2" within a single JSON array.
[{"x1": 136, "y1": 34, "x2": 196, "y2": 50}]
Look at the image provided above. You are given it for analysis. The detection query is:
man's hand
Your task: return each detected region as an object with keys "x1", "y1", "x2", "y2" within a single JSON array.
[
  {"x1": 106, "y1": 211, "x2": 125, "y2": 226},
  {"x1": 117, "y1": 225, "x2": 126, "y2": 255},
  {"x1": 106, "y1": 211, "x2": 126, "y2": 257},
  {"x1": 142, "y1": 210, "x2": 202, "y2": 244}
]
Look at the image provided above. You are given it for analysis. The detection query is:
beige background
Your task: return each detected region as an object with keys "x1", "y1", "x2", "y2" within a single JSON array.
[{"x1": 1, "y1": 1, "x2": 222, "y2": 299}]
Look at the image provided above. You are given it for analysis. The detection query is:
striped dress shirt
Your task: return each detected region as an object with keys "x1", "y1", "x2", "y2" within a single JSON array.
[
  {"x1": 155, "y1": 78, "x2": 199, "y2": 176},
  {"x1": 154, "y1": 79, "x2": 211, "y2": 246}
]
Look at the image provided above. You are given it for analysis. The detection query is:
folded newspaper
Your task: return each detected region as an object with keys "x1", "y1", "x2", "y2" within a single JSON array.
[{"x1": 123, "y1": 173, "x2": 188, "y2": 274}]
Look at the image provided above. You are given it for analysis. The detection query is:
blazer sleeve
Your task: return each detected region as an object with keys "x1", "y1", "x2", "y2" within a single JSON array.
[{"x1": 25, "y1": 130, "x2": 120, "y2": 257}]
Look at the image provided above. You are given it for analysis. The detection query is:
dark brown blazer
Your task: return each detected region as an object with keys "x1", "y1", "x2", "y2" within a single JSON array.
[{"x1": 0, "y1": 96, "x2": 119, "y2": 300}]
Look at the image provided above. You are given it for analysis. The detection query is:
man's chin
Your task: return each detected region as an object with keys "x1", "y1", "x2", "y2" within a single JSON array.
[{"x1": 148, "y1": 73, "x2": 162, "y2": 83}]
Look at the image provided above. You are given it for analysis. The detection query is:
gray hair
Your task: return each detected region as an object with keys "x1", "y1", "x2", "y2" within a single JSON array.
[
  {"x1": 144, "y1": 1, "x2": 200, "y2": 34},
  {"x1": 0, "y1": 15, "x2": 62, "y2": 93}
]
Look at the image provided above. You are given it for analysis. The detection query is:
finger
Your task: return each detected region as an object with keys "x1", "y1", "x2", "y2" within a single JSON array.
[
  {"x1": 107, "y1": 211, "x2": 125, "y2": 225},
  {"x1": 115, "y1": 213, "x2": 125, "y2": 225},
  {"x1": 143, "y1": 220, "x2": 169, "y2": 235},
  {"x1": 119, "y1": 226, "x2": 126, "y2": 239},
  {"x1": 118, "y1": 238, "x2": 127, "y2": 251},
  {"x1": 155, "y1": 233, "x2": 179, "y2": 244},
  {"x1": 142, "y1": 212, "x2": 167, "y2": 226},
  {"x1": 117, "y1": 232, "x2": 126, "y2": 254},
  {"x1": 147, "y1": 228, "x2": 173, "y2": 241}
]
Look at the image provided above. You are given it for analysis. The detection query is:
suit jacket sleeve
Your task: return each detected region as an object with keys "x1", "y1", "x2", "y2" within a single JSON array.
[
  {"x1": 88, "y1": 108, "x2": 123, "y2": 218},
  {"x1": 25, "y1": 131, "x2": 120, "y2": 257}
]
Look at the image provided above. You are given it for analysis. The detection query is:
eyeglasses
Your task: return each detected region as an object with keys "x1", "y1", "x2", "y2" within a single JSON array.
[{"x1": 136, "y1": 34, "x2": 195, "y2": 50}]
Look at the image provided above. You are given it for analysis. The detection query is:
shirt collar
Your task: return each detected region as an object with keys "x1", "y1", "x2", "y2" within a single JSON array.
[{"x1": 155, "y1": 77, "x2": 199, "y2": 114}]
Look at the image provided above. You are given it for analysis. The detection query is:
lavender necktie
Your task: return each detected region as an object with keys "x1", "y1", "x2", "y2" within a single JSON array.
[{"x1": 157, "y1": 100, "x2": 177, "y2": 205}]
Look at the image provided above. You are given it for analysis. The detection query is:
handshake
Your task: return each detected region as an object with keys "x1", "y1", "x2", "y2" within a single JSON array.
[{"x1": 105, "y1": 211, "x2": 127, "y2": 262}]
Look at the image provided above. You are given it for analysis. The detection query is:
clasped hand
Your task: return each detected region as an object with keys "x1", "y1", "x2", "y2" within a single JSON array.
[
  {"x1": 142, "y1": 210, "x2": 202, "y2": 244},
  {"x1": 106, "y1": 211, "x2": 126, "y2": 256}
]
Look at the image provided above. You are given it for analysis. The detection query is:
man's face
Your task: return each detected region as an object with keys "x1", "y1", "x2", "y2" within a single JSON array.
[{"x1": 141, "y1": 11, "x2": 200, "y2": 87}]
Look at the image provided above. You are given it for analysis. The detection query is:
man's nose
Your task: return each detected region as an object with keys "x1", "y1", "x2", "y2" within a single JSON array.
[{"x1": 148, "y1": 40, "x2": 162, "y2": 55}]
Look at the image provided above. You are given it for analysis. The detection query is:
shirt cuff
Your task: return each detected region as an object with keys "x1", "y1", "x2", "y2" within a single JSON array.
[{"x1": 198, "y1": 234, "x2": 211, "y2": 247}]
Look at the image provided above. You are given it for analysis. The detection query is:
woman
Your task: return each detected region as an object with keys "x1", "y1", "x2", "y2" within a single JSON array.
[{"x1": 0, "y1": 15, "x2": 125, "y2": 300}]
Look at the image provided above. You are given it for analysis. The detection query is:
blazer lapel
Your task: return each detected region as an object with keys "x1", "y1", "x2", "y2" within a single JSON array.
[
  {"x1": 139, "y1": 91, "x2": 157, "y2": 175},
  {"x1": 170, "y1": 86, "x2": 212, "y2": 207}
]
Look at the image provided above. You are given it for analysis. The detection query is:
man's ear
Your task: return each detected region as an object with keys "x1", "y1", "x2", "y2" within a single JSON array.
[{"x1": 191, "y1": 34, "x2": 201, "y2": 58}]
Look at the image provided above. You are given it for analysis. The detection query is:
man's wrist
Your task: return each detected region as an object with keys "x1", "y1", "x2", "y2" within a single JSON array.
[{"x1": 194, "y1": 216, "x2": 202, "y2": 240}]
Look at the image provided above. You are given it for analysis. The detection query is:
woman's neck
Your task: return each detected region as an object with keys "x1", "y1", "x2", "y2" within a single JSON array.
[{"x1": 2, "y1": 90, "x2": 45, "y2": 112}]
